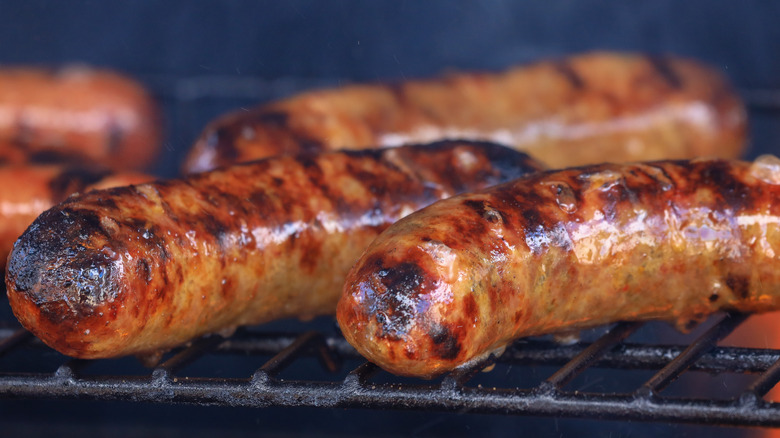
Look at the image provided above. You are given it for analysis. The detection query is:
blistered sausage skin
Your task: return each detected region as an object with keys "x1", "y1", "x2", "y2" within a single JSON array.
[
  {"x1": 338, "y1": 156, "x2": 780, "y2": 378},
  {"x1": 5, "y1": 140, "x2": 543, "y2": 359},
  {"x1": 0, "y1": 66, "x2": 160, "y2": 170},
  {"x1": 183, "y1": 51, "x2": 746, "y2": 173},
  {"x1": 0, "y1": 165, "x2": 150, "y2": 270}
]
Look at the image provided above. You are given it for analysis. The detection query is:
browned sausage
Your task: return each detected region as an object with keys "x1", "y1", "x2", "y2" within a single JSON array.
[
  {"x1": 0, "y1": 165, "x2": 150, "y2": 270},
  {"x1": 183, "y1": 52, "x2": 746, "y2": 174},
  {"x1": 5, "y1": 140, "x2": 544, "y2": 359},
  {"x1": 0, "y1": 66, "x2": 161, "y2": 170},
  {"x1": 337, "y1": 156, "x2": 780, "y2": 378}
]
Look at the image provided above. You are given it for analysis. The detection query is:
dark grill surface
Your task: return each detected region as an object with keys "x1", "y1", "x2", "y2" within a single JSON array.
[{"x1": 2, "y1": 311, "x2": 780, "y2": 429}]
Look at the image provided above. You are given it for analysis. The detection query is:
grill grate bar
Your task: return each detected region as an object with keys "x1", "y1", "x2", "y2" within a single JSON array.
[
  {"x1": 3, "y1": 326, "x2": 780, "y2": 373},
  {"x1": 156, "y1": 334, "x2": 226, "y2": 377},
  {"x1": 744, "y1": 356, "x2": 780, "y2": 399},
  {"x1": 544, "y1": 322, "x2": 642, "y2": 390},
  {"x1": 639, "y1": 314, "x2": 748, "y2": 394},
  {"x1": 1, "y1": 372, "x2": 779, "y2": 426},
  {"x1": 256, "y1": 331, "x2": 328, "y2": 378},
  {"x1": 3, "y1": 314, "x2": 780, "y2": 427}
]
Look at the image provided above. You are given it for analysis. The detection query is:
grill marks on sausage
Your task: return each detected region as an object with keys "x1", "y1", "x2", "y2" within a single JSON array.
[
  {"x1": 646, "y1": 55, "x2": 683, "y2": 90},
  {"x1": 553, "y1": 60, "x2": 585, "y2": 90},
  {"x1": 694, "y1": 160, "x2": 753, "y2": 212},
  {"x1": 249, "y1": 109, "x2": 324, "y2": 155}
]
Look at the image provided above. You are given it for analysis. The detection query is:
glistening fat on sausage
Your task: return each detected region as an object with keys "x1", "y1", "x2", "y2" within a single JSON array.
[
  {"x1": 5, "y1": 140, "x2": 544, "y2": 359},
  {"x1": 183, "y1": 51, "x2": 746, "y2": 173},
  {"x1": 337, "y1": 156, "x2": 780, "y2": 378}
]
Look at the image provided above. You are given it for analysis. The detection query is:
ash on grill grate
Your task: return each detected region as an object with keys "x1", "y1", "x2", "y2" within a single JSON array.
[{"x1": 2, "y1": 311, "x2": 780, "y2": 428}]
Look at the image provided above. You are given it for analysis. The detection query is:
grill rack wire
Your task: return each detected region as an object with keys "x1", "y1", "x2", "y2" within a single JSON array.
[{"x1": 2, "y1": 312, "x2": 780, "y2": 428}]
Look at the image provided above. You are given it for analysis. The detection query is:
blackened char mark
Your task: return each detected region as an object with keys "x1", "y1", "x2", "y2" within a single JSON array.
[
  {"x1": 202, "y1": 217, "x2": 230, "y2": 255},
  {"x1": 298, "y1": 153, "x2": 365, "y2": 216},
  {"x1": 463, "y1": 294, "x2": 478, "y2": 322},
  {"x1": 696, "y1": 160, "x2": 752, "y2": 212},
  {"x1": 462, "y1": 199, "x2": 507, "y2": 225},
  {"x1": 646, "y1": 55, "x2": 683, "y2": 90},
  {"x1": 553, "y1": 60, "x2": 585, "y2": 90},
  {"x1": 137, "y1": 259, "x2": 152, "y2": 283},
  {"x1": 359, "y1": 257, "x2": 430, "y2": 341},
  {"x1": 726, "y1": 274, "x2": 750, "y2": 300},
  {"x1": 8, "y1": 207, "x2": 117, "y2": 318},
  {"x1": 257, "y1": 110, "x2": 324, "y2": 154},
  {"x1": 429, "y1": 324, "x2": 461, "y2": 360},
  {"x1": 384, "y1": 82, "x2": 409, "y2": 109},
  {"x1": 477, "y1": 141, "x2": 545, "y2": 182}
]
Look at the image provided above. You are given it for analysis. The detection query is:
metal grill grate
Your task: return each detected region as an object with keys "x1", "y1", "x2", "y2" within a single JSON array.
[
  {"x1": 2, "y1": 313, "x2": 780, "y2": 428},
  {"x1": 1, "y1": 83, "x2": 779, "y2": 431}
]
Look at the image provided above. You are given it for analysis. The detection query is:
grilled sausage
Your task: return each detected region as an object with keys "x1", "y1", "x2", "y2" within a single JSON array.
[
  {"x1": 183, "y1": 52, "x2": 746, "y2": 174},
  {"x1": 0, "y1": 165, "x2": 150, "y2": 270},
  {"x1": 0, "y1": 66, "x2": 160, "y2": 170},
  {"x1": 5, "y1": 140, "x2": 543, "y2": 359},
  {"x1": 337, "y1": 155, "x2": 780, "y2": 378}
]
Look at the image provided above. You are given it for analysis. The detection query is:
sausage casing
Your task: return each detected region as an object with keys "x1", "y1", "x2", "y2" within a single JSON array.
[
  {"x1": 183, "y1": 52, "x2": 746, "y2": 173},
  {"x1": 0, "y1": 165, "x2": 150, "y2": 270},
  {"x1": 0, "y1": 66, "x2": 160, "y2": 170},
  {"x1": 337, "y1": 156, "x2": 780, "y2": 378},
  {"x1": 5, "y1": 140, "x2": 543, "y2": 359}
]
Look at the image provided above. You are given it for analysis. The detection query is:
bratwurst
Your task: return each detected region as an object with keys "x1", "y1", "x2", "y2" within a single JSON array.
[
  {"x1": 6, "y1": 140, "x2": 543, "y2": 359},
  {"x1": 0, "y1": 66, "x2": 160, "y2": 170},
  {"x1": 338, "y1": 156, "x2": 780, "y2": 378},
  {"x1": 183, "y1": 51, "x2": 745, "y2": 173}
]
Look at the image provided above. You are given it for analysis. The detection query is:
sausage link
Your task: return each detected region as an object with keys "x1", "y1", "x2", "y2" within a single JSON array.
[
  {"x1": 337, "y1": 156, "x2": 780, "y2": 378},
  {"x1": 183, "y1": 52, "x2": 746, "y2": 173},
  {"x1": 5, "y1": 140, "x2": 543, "y2": 359},
  {"x1": 0, "y1": 165, "x2": 150, "y2": 270},
  {"x1": 0, "y1": 66, "x2": 161, "y2": 170}
]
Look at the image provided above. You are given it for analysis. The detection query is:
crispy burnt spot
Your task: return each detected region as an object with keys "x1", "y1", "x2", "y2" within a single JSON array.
[
  {"x1": 725, "y1": 274, "x2": 751, "y2": 300},
  {"x1": 7, "y1": 207, "x2": 124, "y2": 324},
  {"x1": 351, "y1": 255, "x2": 462, "y2": 358}
]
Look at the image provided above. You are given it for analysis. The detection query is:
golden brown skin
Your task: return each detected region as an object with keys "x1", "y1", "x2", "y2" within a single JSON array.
[
  {"x1": 5, "y1": 140, "x2": 543, "y2": 359},
  {"x1": 0, "y1": 66, "x2": 161, "y2": 170},
  {"x1": 338, "y1": 156, "x2": 780, "y2": 378},
  {"x1": 183, "y1": 52, "x2": 746, "y2": 174},
  {"x1": 0, "y1": 165, "x2": 150, "y2": 271}
]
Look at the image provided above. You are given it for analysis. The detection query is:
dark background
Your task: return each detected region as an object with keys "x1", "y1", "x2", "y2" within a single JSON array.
[{"x1": 0, "y1": 1, "x2": 778, "y2": 436}]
